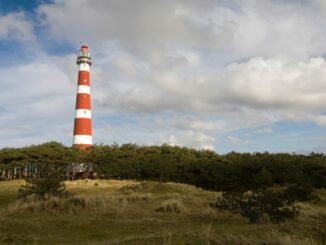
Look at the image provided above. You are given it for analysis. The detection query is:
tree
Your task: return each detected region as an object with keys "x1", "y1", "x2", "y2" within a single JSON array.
[
  {"x1": 19, "y1": 163, "x2": 67, "y2": 198},
  {"x1": 211, "y1": 188, "x2": 299, "y2": 224},
  {"x1": 253, "y1": 167, "x2": 273, "y2": 188},
  {"x1": 283, "y1": 183, "x2": 313, "y2": 202}
]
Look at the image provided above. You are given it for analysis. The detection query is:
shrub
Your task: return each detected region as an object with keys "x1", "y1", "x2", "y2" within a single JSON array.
[
  {"x1": 19, "y1": 163, "x2": 67, "y2": 198},
  {"x1": 283, "y1": 183, "x2": 314, "y2": 202},
  {"x1": 210, "y1": 189, "x2": 299, "y2": 223}
]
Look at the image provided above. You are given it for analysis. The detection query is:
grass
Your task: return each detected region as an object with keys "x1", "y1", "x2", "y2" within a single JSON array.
[
  {"x1": 0, "y1": 179, "x2": 325, "y2": 244},
  {"x1": 0, "y1": 180, "x2": 24, "y2": 209}
]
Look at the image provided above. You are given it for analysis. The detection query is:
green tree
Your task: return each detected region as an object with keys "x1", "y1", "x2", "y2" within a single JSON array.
[
  {"x1": 211, "y1": 188, "x2": 299, "y2": 224},
  {"x1": 254, "y1": 167, "x2": 273, "y2": 188},
  {"x1": 19, "y1": 163, "x2": 67, "y2": 198}
]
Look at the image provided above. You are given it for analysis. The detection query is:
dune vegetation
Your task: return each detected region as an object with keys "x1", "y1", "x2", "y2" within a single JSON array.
[{"x1": 0, "y1": 179, "x2": 325, "y2": 244}]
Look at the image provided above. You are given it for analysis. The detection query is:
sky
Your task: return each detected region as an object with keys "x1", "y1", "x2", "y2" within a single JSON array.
[{"x1": 1, "y1": 0, "x2": 326, "y2": 153}]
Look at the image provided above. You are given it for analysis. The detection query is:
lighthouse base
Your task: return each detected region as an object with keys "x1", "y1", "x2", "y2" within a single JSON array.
[{"x1": 73, "y1": 144, "x2": 92, "y2": 150}]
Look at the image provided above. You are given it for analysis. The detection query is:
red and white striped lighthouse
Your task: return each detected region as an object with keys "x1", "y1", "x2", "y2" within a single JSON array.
[{"x1": 73, "y1": 44, "x2": 92, "y2": 150}]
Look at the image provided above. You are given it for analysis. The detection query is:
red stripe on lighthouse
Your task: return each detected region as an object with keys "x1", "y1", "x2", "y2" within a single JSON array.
[
  {"x1": 74, "y1": 118, "x2": 92, "y2": 135},
  {"x1": 76, "y1": 94, "x2": 91, "y2": 109},
  {"x1": 73, "y1": 44, "x2": 93, "y2": 150},
  {"x1": 78, "y1": 71, "x2": 90, "y2": 86}
]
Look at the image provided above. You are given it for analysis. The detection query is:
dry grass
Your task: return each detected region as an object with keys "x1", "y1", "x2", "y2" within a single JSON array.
[
  {"x1": 263, "y1": 231, "x2": 320, "y2": 245},
  {"x1": 66, "y1": 179, "x2": 141, "y2": 191},
  {"x1": 156, "y1": 198, "x2": 186, "y2": 213},
  {"x1": 9, "y1": 194, "x2": 106, "y2": 214},
  {"x1": 0, "y1": 180, "x2": 325, "y2": 244},
  {"x1": 197, "y1": 229, "x2": 321, "y2": 245},
  {"x1": 199, "y1": 232, "x2": 250, "y2": 245},
  {"x1": 8, "y1": 192, "x2": 154, "y2": 215},
  {"x1": 201, "y1": 223, "x2": 213, "y2": 245},
  {"x1": 118, "y1": 182, "x2": 148, "y2": 193},
  {"x1": 122, "y1": 193, "x2": 152, "y2": 202},
  {"x1": 296, "y1": 202, "x2": 326, "y2": 219}
]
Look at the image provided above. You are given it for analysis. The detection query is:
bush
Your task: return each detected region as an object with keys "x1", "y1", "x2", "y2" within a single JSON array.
[
  {"x1": 283, "y1": 184, "x2": 314, "y2": 202},
  {"x1": 210, "y1": 189, "x2": 299, "y2": 223},
  {"x1": 19, "y1": 163, "x2": 67, "y2": 198}
]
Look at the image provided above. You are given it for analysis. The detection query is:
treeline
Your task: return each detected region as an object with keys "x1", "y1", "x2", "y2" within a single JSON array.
[{"x1": 0, "y1": 142, "x2": 325, "y2": 191}]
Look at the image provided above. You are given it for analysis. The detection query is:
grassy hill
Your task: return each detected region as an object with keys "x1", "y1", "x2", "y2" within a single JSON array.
[{"x1": 0, "y1": 180, "x2": 325, "y2": 244}]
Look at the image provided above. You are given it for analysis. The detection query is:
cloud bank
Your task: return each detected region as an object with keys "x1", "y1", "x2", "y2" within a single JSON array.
[{"x1": 1, "y1": 0, "x2": 326, "y2": 152}]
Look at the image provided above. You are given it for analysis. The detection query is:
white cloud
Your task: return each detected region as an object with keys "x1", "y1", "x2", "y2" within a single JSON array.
[
  {"x1": 254, "y1": 128, "x2": 273, "y2": 134},
  {"x1": 37, "y1": 0, "x2": 220, "y2": 56},
  {"x1": 35, "y1": 0, "x2": 326, "y2": 126},
  {"x1": 0, "y1": 57, "x2": 76, "y2": 147},
  {"x1": 34, "y1": 1, "x2": 326, "y2": 125},
  {"x1": 222, "y1": 57, "x2": 326, "y2": 111},
  {"x1": 36, "y1": 0, "x2": 326, "y2": 59},
  {"x1": 3, "y1": 0, "x2": 326, "y2": 152},
  {"x1": 0, "y1": 12, "x2": 35, "y2": 41},
  {"x1": 227, "y1": 136, "x2": 250, "y2": 145},
  {"x1": 174, "y1": 117, "x2": 226, "y2": 131},
  {"x1": 160, "y1": 131, "x2": 216, "y2": 150},
  {"x1": 310, "y1": 115, "x2": 326, "y2": 127},
  {"x1": 92, "y1": 54, "x2": 326, "y2": 128}
]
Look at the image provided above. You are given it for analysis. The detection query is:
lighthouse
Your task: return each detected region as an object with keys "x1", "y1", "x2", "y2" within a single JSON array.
[{"x1": 73, "y1": 44, "x2": 92, "y2": 150}]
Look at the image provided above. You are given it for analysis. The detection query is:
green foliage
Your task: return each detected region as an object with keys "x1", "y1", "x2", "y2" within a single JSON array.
[
  {"x1": 253, "y1": 167, "x2": 273, "y2": 187},
  {"x1": 0, "y1": 142, "x2": 325, "y2": 193},
  {"x1": 19, "y1": 163, "x2": 67, "y2": 198},
  {"x1": 211, "y1": 189, "x2": 299, "y2": 223},
  {"x1": 283, "y1": 183, "x2": 314, "y2": 202}
]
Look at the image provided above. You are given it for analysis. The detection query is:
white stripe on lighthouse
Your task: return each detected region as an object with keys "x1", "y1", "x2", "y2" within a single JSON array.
[
  {"x1": 73, "y1": 135, "x2": 92, "y2": 145},
  {"x1": 75, "y1": 109, "x2": 92, "y2": 119},
  {"x1": 77, "y1": 85, "x2": 90, "y2": 94},
  {"x1": 79, "y1": 63, "x2": 90, "y2": 71}
]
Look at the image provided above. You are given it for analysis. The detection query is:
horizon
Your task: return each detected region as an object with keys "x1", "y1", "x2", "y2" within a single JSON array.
[{"x1": 1, "y1": 0, "x2": 326, "y2": 154}]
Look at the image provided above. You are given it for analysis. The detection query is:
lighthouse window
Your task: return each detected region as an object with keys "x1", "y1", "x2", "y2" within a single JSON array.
[{"x1": 84, "y1": 110, "x2": 87, "y2": 114}]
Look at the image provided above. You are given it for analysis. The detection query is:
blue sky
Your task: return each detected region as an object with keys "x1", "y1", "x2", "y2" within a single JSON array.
[{"x1": 1, "y1": 0, "x2": 326, "y2": 153}]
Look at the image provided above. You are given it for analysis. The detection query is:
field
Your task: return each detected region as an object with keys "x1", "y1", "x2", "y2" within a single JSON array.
[{"x1": 0, "y1": 180, "x2": 325, "y2": 244}]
